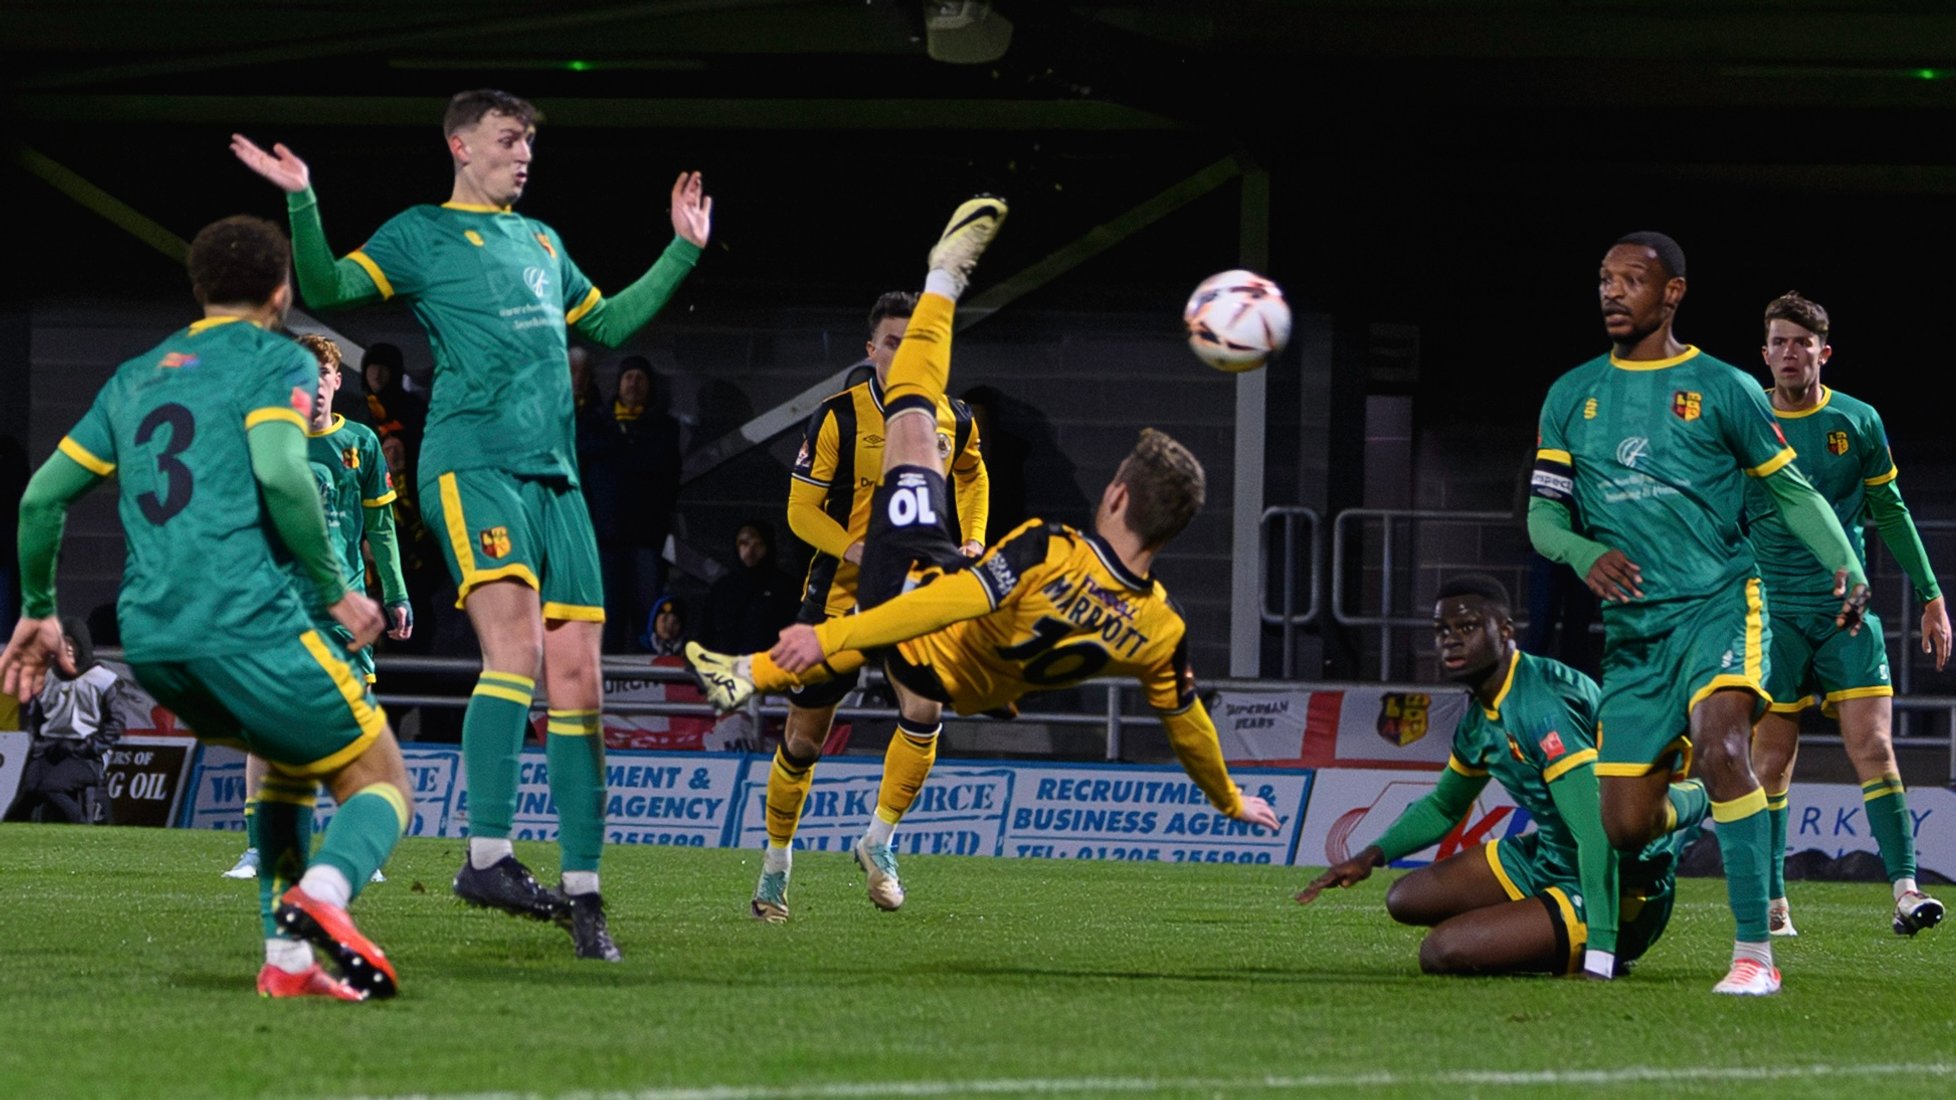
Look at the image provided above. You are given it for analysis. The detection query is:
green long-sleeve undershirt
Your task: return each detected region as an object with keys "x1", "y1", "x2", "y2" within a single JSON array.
[
  {"x1": 1373, "y1": 765, "x2": 1487, "y2": 863},
  {"x1": 18, "y1": 421, "x2": 348, "y2": 618},
  {"x1": 251, "y1": 421, "x2": 353, "y2": 609},
  {"x1": 1866, "y1": 478, "x2": 1942, "y2": 603},
  {"x1": 284, "y1": 186, "x2": 701, "y2": 347},
  {"x1": 363, "y1": 499, "x2": 408, "y2": 606},
  {"x1": 1528, "y1": 462, "x2": 1868, "y2": 591}
]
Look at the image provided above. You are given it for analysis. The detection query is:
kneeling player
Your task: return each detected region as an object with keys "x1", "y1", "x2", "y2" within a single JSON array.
[
  {"x1": 1296, "y1": 576, "x2": 1703, "y2": 976},
  {"x1": 1, "y1": 216, "x2": 410, "y2": 1002},
  {"x1": 689, "y1": 196, "x2": 1278, "y2": 912}
]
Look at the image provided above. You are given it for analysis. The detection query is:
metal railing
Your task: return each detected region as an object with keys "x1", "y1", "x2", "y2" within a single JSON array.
[
  {"x1": 1329, "y1": 508, "x2": 1522, "y2": 680},
  {"x1": 1259, "y1": 506, "x2": 1322, "y2": 680}
]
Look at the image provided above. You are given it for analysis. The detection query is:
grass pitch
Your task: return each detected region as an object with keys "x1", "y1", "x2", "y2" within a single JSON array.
[{"x1": 1, "y1": 827, "x2": 1951, "y2": 1099}]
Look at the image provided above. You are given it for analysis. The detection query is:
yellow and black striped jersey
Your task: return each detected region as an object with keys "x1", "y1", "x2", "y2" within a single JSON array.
[
  {"x1": 894, "y1": 520, "x2": 1196, "y2": 717},
  {"x1": 789, "y1": 376, "x2": 987, "y2": 618}
]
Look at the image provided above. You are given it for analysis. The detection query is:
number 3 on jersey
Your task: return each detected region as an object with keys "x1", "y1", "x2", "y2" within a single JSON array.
[{"x1": 136, "y1": 403, "x2": 195, "y2": 524}]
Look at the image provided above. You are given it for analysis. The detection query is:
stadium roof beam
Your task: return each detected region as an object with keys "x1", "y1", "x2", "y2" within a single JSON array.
[
  {"x1": 14, "y1": 0, "x2": 815, "y2": 91},
  {"x1": 681, "y1": 155, "x2": 1244, "y2": 488},
  {"x1": 5, "y1": 95, "x2": 1177, "y2": 132}
]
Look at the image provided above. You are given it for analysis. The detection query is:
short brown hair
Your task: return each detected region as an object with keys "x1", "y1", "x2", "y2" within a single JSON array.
[
  {"x1": 443, "y1": 89, "x2": 542, "y2": 137},
  {"x1": 1114, "y1": 428, "x2": 1206, "y2": 550},
  {"x1": 1764, "y1": 290, "x2": 1829, "y2": 342},
  {"x1": 186, "y1": 215, "x2": 290, "y2": 307},
  {"x1": 868, "y1": 291, "x2": 918, "y2": 338},
  {"x1": 294, "y1": 333, "x2": 343, "y2": 371}
]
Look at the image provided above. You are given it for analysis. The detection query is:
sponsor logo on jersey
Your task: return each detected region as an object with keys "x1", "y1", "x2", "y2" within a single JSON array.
[
  {"x1": 793, "y1": 438, "x2": 811, "y2": 471},
  {"x1": 341, "y1": 446, "x2": 360, "y2": 470},
  {"x1": 981, "y1": 553, "x2": 1017, "y2": 594},
  {"x1": 535, "y1": 233, "x2": 556, "y2": 258},
  {"x1": 1671, "y1": 390, "x2": 1702, "y2": 421},
  {"x1": 1615, "y1": 436, "x2": 1649, "y2": 469},
  {"x1": 480, "y1": 526, "x2": 511, "y2": 559},
  {"x1": 1539, "y1": 729, "x2": 1566, "y2": 759},
  {"x1": 464, "y1": 230, "x2": 485, "y2": 247},
  {"x1": 1376, "y1": 693, "x2": 1431, "y2": 747},
  {"x1": 1827, "y1": 430, "x2": 1850, "y2": 455},
  {"x1": 1583, "y1": 397, "x2": 1598, "y2": 420},
  {"x1": 523, "y1": 266, "x2": 551, "y2": 300},
  {"x1": 864, "y1": 434, "x2": 884, "y2": 447},
  {"x1": 159, "y1": 352, "x2": 199, "y2": 369}
]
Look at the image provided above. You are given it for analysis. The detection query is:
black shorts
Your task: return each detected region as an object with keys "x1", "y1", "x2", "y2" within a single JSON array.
[
  {"x1": 856, "y1": 464, "x2": 972, "y2": 610},
  {"x1": 785, "y1": 660, "x2": 862, "y2": 711}
]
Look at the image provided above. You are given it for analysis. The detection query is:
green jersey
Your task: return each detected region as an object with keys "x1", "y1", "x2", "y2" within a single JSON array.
[
  {"x1": 1534, "y1": 346, "x2": 1796, "y2": 605},
  {"x1": 306, "y1": 414, "x2": 396, "y2": 594},
  {"x1": 1444, "y1": 652, "x2": 1606, "y2": 884},
  {"x1": 60, "y1": 316, "x2": 321, "y2": 662},
  {"x1": 347, "y1": 203, "x2": 598, "y2": 482},
  {"x1": 1745, "y1": 386, "x2": 1929, "y2": 607}
]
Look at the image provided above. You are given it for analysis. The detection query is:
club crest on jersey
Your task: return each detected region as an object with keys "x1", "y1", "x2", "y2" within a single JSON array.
[
  {"x1": 464, "y1": 230, "x2": 485, "y2": 247},
  {"x1": 1583, "y1": 397, "x2": 1598, "y2": 420},
  {"x1": 341, "y1": 446, "x2": 360, "y2": 470},
  {"x1": 535, "y1": 233, "x2": 556, "y2": 258},
  {"x1": 1376, "y1": 692, "x2": 1432, "y2": 747},
  {"x1": 480, "y1": 526, "x2": 511, "y2": 559},
  {"x1": 1671, "y1": 390, "x2": 1702, "y2": 421},
  {"x1": 1827, "y1": 430, "x2": 1850, "y2": 456},
  {"x1": 159, "y1": 352, "x2": 199, "y2": 370},
  {"x1": 1539, "y1": 729, "x2": 1566, "y2": 759}
]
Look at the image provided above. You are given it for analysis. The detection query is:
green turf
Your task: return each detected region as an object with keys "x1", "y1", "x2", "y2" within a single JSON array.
[{"x1": 0, "y1": 826, "x2": 1950, "y2": 1099}]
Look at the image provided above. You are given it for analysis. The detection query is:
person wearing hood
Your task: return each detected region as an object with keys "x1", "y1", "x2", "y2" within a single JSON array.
[{"x1": 4, "y1": 617, "x2": 124, "y2": 824}]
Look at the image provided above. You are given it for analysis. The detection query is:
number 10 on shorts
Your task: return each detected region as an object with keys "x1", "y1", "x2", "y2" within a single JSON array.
[{"x1": 888, "y1": 475, "x2": 939, "y2": 527}]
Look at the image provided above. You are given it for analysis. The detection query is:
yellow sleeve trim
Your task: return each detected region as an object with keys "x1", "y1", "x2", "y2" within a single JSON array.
[
  {"x1": 1865, "y1": 465, "x2": 1899, "y2": 487},
  {"x1": 362, "y1": 490, "x2": 399, "y2": 508},
  {"x1": 57, "y1": 436, "x2": 115, "y2": 477},
  {"x1": 1747, "y1": 447, "x2": 1797, "y2": 478},
  {"x1": 1542, "y1": 747, "x2": 1597, "y2": 783},
  {"x1": 245, "y1": 407, "x2": 308, "y2": 431},
  {"x1": 564, "y1": 286, "x2": 603, "y2": 326},
  {"x1": 1447, "y1": 754, "x2": 1489, "y2": 778},
  {"x1": 1536, "y1": 448, "x2": 1572, "y2": 466},
  {"x1": 346, "y1": 250, "x2": 395, "y2": 300}
]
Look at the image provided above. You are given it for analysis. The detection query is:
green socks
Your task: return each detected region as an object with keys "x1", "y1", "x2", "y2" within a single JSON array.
[
  {"x1": 463, "y1": 671, "x2": 535, "y2": 839},
  {"x1": 1863, "y1": 773, "x2": 1917, "y2": 885},
  {"x1": 546, "y1": 709, "x2": 607, "y2": 874},
  {"x1": 253, "y1": 774, "x2": 317, "y2": 937},
  {"x1": 1712, "y1": 788, "x2": 1773, "y2": 942},
  {"x1": 314, "y1": 784, "x2": 409, "y2": 902}
]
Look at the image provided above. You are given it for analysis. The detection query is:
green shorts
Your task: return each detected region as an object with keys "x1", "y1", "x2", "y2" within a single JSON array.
[
  {"x1": 308, "y1": 619, "x2": 375, "y2": 685},
  {"x1": 1485, "y1": 833, "x2": 1675, "y2": 973},
  {"x1": 1764, "y1": 605, "x2": 1890, "y2": 715},
  {"x1": 130, "y1": 628, "x2": 387, "y2": 777},
  {"x1": 422, "y1": 467, "x2": 604, "y2": 623},
  {"x1": 1595, "y1": 576, "x2": 1771, "y2": 779}
]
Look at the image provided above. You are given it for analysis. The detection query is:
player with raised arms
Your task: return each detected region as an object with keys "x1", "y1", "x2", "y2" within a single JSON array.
[
  {"x1": 1529, "y1": 232, "x2": 1869, "y2": 994},
  {"x1": 1, "y1": 216, "x2": 410, "y2": 1001},
  {"x1": 1743, "y1": 291, "x2": 1946, "y2": 937},
  {"x1": 752, "y1": 291, "x2": 989, "y2": 922},
  {"x1": 226, "y1": 332, "x2": 412, "y2": 882},
  {"x1": 689, "y1": 198, "x2": 1279, "y2": 909},
  {"x1": 1297, "y1": 574, "x2": 1701, "y2": 976},
  {"x1": 232, "y1": 89, "x2": 712, "y2": 961}
]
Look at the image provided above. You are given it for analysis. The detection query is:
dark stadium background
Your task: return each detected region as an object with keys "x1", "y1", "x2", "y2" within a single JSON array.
[{"x1": 6, "y1": 2, "x2": 1956, "y2": 695}]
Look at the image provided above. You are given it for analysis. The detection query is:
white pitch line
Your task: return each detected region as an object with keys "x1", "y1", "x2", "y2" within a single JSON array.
[{"x1": 349, "y1": 1061, "x2": 1956, "y2": 1100}]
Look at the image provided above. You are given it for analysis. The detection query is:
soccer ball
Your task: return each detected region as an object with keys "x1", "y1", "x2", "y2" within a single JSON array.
[{"x1": 1183, "y1": 270, "x2": 1291, "y2": 373}]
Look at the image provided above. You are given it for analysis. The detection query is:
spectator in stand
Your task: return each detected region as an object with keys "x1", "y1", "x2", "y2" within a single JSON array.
[
  {"x1": 571, "y1": 348, "x2": 618, "y2": 594},
  {"x1": 642, "y1": 595, "x2": 688, "y2": 657},
  {"x1": 701, "y1": 521, "x2": 799, "y2": 655},
  {"x1": 3, "y1": 617, "x2": 124, "y2": 824},
  {"x1": 360, "y1": 343, "x2": 427, "y2": 460},
  {"x1": 602, "y1": 357, "x2": 682, "y2": 651}
]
